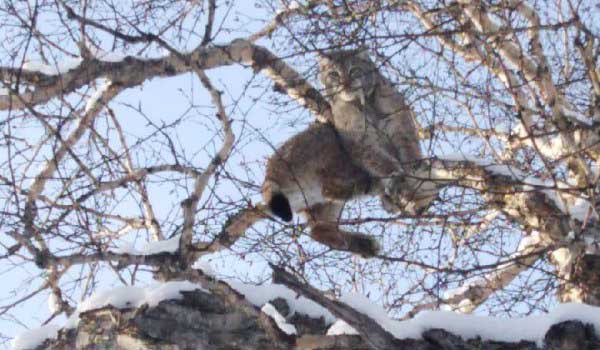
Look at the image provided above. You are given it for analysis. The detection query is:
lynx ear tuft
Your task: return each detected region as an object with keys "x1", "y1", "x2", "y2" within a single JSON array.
[{"x1": 268, "y1": 192, "x2": 293, "y2": 222}]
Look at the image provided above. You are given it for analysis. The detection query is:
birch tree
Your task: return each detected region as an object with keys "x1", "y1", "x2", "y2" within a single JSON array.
[{"x1": 1, "y1": 0, "x2": 599, "y2": 349}]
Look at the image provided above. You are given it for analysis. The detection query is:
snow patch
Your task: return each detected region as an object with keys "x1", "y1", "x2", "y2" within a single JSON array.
[
  {"x1": 262, "y1": 303, "x2": 297, "y2": 335},
  {"x1": 227, "y1": 280, "x2": 335, "y2": 323},
  {"x1": 14, "y1": 281, "x2": 206, "y2": 348},
  {"x1": 11, "y1": 324, "x2": 60, "y2": 350},
  {"x1": 415, "y1": 303, "x2": 600, "y2": 344},
  {"x1": 339, "y1": 293, "x2": 403, "y2": 336},
  {"x1": 113, "y1": 234, "x2": 181, "y2": 255},
  {"x1": 288, "y1": 0, "x2": 301, "y2": 10},
  {"x1": 327, "y1": 319, "x2": 359, "y2": 336},
  {"x1": 64, "y1": 280, "x2": 206, "y2": 328},
  {"x1": 192, "y1": 259, "x2": 215, "y2": 276},
  {"x1": 21, "y1": 57, "x2": 83, "y2": 75},
  {"x1": 334, "y1": 293, "x2": 600, "y2": 346},
  {"x1": 14, "y1": 266, "x2": 600, "y2": 349},
  {"x1": 277, "y1": 0, "x2": 301, "y2": 14},
  {"x1": 48, "y1": 293, "x2": 61, "y2": 314},
  {"x1": 181, "y1": 262, "x2": 334, "y2": 326}
]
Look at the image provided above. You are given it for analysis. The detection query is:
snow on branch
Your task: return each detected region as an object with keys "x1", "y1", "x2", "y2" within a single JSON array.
[
  {"x1": 14, "y1": 265, "x2": 600, "y2": 350},
  {"x1": 11, "y1": 281, "x2": 206, "y2": 350},
  {"x1": 272, "y1": 265, "x2": 600, "y2": 348},
  {"x1": 21, "y1": 58, "x2": 83, "y2": 76},
  {"x1": 11, "y1": 325, "x2": 61, "y2": 350},
  {"x1": 434, "y1": 154, "x2": 597, "y2": 225},
  {"x1": 112, "y1": 235, "x2": 181, "y2": 256},
  {"x1": 250, "y1": 0, "x2": 310, "y2": 42},
  {"x1": 271, "y1": 264, "x2": 400, "y2": 349}
]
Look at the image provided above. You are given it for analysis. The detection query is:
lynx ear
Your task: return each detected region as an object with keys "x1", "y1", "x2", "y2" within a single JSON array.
[{"x1": 356, "y1": 47, "x2": 370, "y2": 60}]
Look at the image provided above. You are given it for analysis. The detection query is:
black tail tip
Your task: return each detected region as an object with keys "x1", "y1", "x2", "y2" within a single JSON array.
[{"x1": 269, "y1": 192, "x2": 293, "y2": 222}]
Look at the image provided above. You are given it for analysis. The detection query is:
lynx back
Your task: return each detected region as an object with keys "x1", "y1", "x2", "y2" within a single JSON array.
[{"x1": 262, "y1": 123, "x2": 380, "y2": 257}]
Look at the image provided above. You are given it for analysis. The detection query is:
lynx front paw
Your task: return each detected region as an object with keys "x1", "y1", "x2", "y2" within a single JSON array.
[
  {"x1": 380, "y1": 176, "x2": 405, "y2": 213},
  {"x1": 382, "y1": 175, "x2": 404, "y2": 196},
  {"x1": 381, "y1": 174, "x2": 437, "y2": 216},
  {"x1": 380, "y1": 183, "x2": 417, "y2": 215},
  {"x1": 380, "y1": 193, "x2": 401, "y2": 214}
]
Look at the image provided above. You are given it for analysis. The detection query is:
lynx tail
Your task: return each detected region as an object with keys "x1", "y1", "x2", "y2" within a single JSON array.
[{"x1": 268, "y1": 192, "x2": 293, "y2": 222}]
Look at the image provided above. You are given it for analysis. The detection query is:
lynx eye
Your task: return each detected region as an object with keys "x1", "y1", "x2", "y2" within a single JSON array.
[{"x1": 327, "y1": 71, "x2": 341, "y2": 83}]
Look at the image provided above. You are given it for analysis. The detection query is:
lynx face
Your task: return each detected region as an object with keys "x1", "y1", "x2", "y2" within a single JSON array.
[{"x1": 319, "y1": 49, "x2": 377, "y2": 106}]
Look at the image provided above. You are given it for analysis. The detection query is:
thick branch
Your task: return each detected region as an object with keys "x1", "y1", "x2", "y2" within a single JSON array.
[
  {"x1": 271, "y1": 264, "x2": 401, "y2": 350},
  {"x1": 0, "y1": 40, "x2": 331, "y2": 122}
]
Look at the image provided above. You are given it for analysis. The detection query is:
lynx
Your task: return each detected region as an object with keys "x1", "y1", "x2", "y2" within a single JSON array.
[{"x1": 261, "y1": 49, "x2": 438, "y2": 257}]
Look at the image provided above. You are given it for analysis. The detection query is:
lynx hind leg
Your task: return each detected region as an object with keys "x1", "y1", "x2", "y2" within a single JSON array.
[
  {"x1": 305, "y1": 202, "x2": 380, "y2": 258},
  {"x1": 319, "y1": 161, "x2": 372, "y2": 200}
]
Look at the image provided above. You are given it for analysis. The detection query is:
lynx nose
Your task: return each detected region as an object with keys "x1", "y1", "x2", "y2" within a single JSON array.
[{"x1": 339, "y1": 72, "x2": 352, "y2": 87}]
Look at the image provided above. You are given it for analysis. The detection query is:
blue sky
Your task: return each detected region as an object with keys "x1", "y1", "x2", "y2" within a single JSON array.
[
  {"x1": 0, "y1": 0, "x2": 545, "y2": 346},
  {"x1": 0, "y1": 1, "x2": 298, "y2": 343}
]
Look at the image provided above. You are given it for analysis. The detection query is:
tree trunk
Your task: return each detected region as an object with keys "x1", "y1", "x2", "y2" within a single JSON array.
[
  {"x1": 554, "y1": 246, "x2": 600, "y2": 306},
  {"x1": 38, "y1": 287, "x2": 599, "y2": 350}
]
